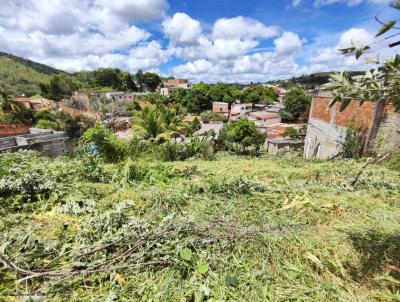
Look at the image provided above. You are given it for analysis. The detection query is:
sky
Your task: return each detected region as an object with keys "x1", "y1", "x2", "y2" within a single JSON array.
[{"x1": 0, "y1": 0, "x2": 398, "y2": 83}]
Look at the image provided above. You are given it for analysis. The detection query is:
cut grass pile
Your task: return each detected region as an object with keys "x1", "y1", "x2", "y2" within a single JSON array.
[{"x1": 0, "y1": 151, "x2": 399, "y2": 301}]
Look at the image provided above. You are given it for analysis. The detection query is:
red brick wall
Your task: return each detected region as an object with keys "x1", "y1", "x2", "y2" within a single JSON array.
[
  {"x1": 310, "y1": 96, "x2": 376, "y2": 130},
  {"x1": 0, "y1": 124, "x2": 29, "y2": 138}
]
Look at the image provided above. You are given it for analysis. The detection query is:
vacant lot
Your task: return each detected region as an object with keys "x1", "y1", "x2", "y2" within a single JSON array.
[{"x1": 0, "y1": 151, "x2": 399, "y2": 301}]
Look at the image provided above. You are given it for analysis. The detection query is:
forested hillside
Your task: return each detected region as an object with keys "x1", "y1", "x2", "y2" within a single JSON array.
[{"x1": 0, "y1": 52, "x2": 65, "y2": 96}]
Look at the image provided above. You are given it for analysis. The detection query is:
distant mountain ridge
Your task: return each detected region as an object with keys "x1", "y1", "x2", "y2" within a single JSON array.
[
  {"x1": 0, "y1": 52, "x2": 66, "y2": 96},
  {"x1": 268, "y1": 71, "x2": 364, "y2": 89}
]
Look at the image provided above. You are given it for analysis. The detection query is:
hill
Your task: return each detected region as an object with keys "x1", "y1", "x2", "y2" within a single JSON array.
[
  {"x1": 0, "y1": 52, "x2": 66, "y2": 96},
  {"x1": 269, "y1": 71, "x2": 364, "y2": 89},
  {"x1": 1, "y1": 151, "x2": 399, "y2": 300}
]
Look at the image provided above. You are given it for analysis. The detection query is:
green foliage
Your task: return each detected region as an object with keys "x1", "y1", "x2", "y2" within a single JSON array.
[
  {"x1": 219, "y1": 118, "x2": 265, "y2": 153},
  {"x1": 0, "y1": 52, "x2": 64, "y2": 95},
  {"x1": 324, "y1": 3, "x2": 400, "y2": 111},
  {"x1": 340, "y1": 120, "x2": 365, "y2": 159},
  {"x1": 200, "y1": 111, "x2": 228, "y2": 122},
  {"x1": 93, "y1": 68, "x2": 121, "y2": 88},
  {"x1": 283, "y1": 127, "x2": 301, "y2": 138},
  {"x1": 137, "y1": 107, "x2": 165, "y2": 139},
  {"x1": 241, "y1": 85, "x2": 278, "y2": 105},
  {"x1": 40, "y1": 74, "x2": 80, "y2": 101},
  {"x1": 35, "y1": 119, "x2": 60, "y2": 130},
  {"x1": 160, "y1": 138, "x2": 215, "y2": 162},
  {"x1": 83, "y1": 127, "x2": 127, "y2": 162},
  {"x1": 141, "y1": 72, "x2": 161, "y2": 92},
  {"x1": 388, "y1": 148, "x2": 400, "y2": 170},
  {"x1": 185, "y1": 117, "x2": 201, "y2": 137},
  {"x1": 34, "y1": 109, "x2": 56, "y2": 121},
  {"x1": 281, "y1": 86, "x2": 311, "y2": 122},
  {"x1": 0, "y1": 89, "x2": 24, "y2": 112},
  {"x1": 0, "y1": 150, "x2": 400, "y2": 300}
]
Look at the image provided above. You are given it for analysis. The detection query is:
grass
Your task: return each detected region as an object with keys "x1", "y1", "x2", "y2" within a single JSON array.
[
  {"x1": 0, "y1": 151, "x2": 399, "y2": 301},
  {"x1": 0, "y1": 52, "x2": 64, "y2": 96}
]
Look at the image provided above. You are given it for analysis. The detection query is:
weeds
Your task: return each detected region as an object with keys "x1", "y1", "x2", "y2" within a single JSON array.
[{"x1": 0, "y1": 151, "x2": 399, "y2": 301}]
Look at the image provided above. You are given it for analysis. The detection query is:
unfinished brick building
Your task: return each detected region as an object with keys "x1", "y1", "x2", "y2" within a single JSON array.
[{"x1": 304, "y1": 95, "x2": 400, "y2": 159}]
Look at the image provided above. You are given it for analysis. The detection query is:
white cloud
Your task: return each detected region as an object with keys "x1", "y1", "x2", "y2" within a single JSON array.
[
  {"x1": 212, "y1": 16, "x2": 280, "y2": 40},
  {"x1": 274, "y1": 31, "x2": 303, "y2": 55},
  {"x1": 338, "y1": 28, "x2": 374, "y2": 48},
  {"x1": 163, "y1": 13, "x2": 202, "y2": 45},
  {"x1": 0, "y1": 0, "x2": 170, "y2": 72},
  {"x1": 292, "y1": 0, "x2": 390, "y2": 7}
]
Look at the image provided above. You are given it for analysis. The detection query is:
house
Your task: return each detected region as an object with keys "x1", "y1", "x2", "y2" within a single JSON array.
[
  {"x1": 248, "y1": 111, "x2": 281, "y2": 127},
  {"x1": 265, "y1": 102, "x2": 285, "y2": 114},
  {"x1": 265, "y1": 138, "x2": 304, "y2": 155},
  {"x1": 160, "y1": 79, "x2": 192, "y2": 96},
  {"x1": 89, "y1": 91, "x2": 134, "y2": 102},
  {"x1": 15, "y1": 96, "x2": 56, "y2": 111},
  {"x1": 229, "y1": 103, "x2": 253, "y2": 121},
  {"x1": 16, "y1": 96, "x2": 31, "y2": 109},
  {"x1": 212, "y1": 102, "x2": 229, "y2": 117},
  {"x1": 303, "y1": 94, "x2": 400, "y2": 159},
  {"x1": 196, "y1": 121, "x2": 224, "y2": 138},
  {"x1": 183, "y1": 115, "x2": 201, "y2": 122},
  {"x1": 261, "y1": 123, "x2": 303, "y2": 138}
]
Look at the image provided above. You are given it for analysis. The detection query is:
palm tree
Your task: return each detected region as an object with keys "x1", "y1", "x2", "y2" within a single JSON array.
[
  {"x1": 0, "y1": 89, "x2": 24, "y2": 112},
  {"x1": 137, "y1": 107, "x2": 164, "y2": 138},
  {"x1": 158, "y1": 105, "x2": 183, "y2": 131}
]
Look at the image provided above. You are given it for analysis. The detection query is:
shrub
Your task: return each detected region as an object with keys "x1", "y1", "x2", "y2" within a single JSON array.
[
  {"x1": 218, "y1": 118, "x2": 265, "y2": 154},
  {"x1": 35, "y1": 119, "x2": 60, "y2": 130},
  {"x1": 83, "y1": 127, "x2": 127, "y2": 162},
  {"x1": 283, "y1": 127, "x2": 300, "y2": 138},
  {"x1": 340, "y1": 120, "x2": 365, "y2": 159},
  {"x1": 207, "y1": 176, "x2": 267, "y2": 195},
  {"x1": 388, "y1": 148, "x2": 400, "y2": 171},
  {"x1": 35, "y1": 109, "x2": 56, "y2": 122},
  {"x1": 160, "y1": 138, "x2": 215, "y2": 162},
  {"x1": 114, "y1": 160, "x2": 174, "y2": 185}
]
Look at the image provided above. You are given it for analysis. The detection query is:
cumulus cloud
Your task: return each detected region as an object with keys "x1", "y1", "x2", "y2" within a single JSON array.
[
  {"x1": 0, "y1": 0, "x2": 169, "y2": 72},
  {"x1": 163, "y1": 13, "x2": 202, "y2": 45},
  {"x1": 274, "y1": 32, "x2": 303, "y2": 55},
  {"x1": 212, "y1": 17, "x2": 280, "y2": 40},
  {"x1": 292, "y1": 0, "x2": 390, "y2": 7}
]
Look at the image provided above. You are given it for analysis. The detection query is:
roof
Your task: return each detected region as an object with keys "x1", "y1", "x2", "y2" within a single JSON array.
[
  {"x1": 183, "y1": 115, "x2": 201, "y2": 122},
  {"x1": 249, "y1": 111, "x2": 280, "y2": 120},
  {"x1": 267, "y1": 138, "x2": 304, "y2": 144}
]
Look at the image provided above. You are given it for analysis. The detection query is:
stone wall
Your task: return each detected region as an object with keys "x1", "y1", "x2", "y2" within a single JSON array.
[{"x1": 0, "y1": 128, "x2": 72, "y2": 157}]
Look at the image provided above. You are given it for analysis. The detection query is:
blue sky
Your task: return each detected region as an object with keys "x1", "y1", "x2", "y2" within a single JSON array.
[{"x1": 0, "y1": 0, "x2": 397, "y2": 83}]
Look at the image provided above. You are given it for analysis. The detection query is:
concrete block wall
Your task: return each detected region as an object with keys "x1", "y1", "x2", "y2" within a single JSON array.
[
  {"x1": 0, "y1": 129, "x2": 72, "y2": 157},
  {"x1": 304, "y1": 96, "x2": 399, "y2": 159},
  {"x1": 373, "y1": 104, "x2": 400, "y2": 154}
]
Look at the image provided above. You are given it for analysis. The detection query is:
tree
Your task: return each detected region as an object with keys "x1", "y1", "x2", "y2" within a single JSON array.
[
  {"x1": 158, "y1": 104, "x2": 183, "y2": 131},
  {"x1": 324, "y1": 2, "x2": 400, "y2": 112},
  {"x1": 40, "y1": 74, "x2": 79, "y2": 101},
  {"x1": 280, "y1": 87, "x2": 311, "y2": 122},
  {"x1": 118, "y1": 72, "x2": 138, "y2": 91},
  {"x1": 141, "y1": 72, "x2": 161, "y2": 92},
  {"x1": 94, "y1": 68, "x2": 121, "y2": 88},
  {"x1": 0, "y1": 89, "x2": 23, "y2": 112},
  {"x1": 92, "y1": 97, "x2": 126, "y2": 131},
  {"x1": 219, "y1": 118, "x2": 265, "y2": 153},
  {"x1": 241, "y1": 85, "x2": 278, "y2": 105},
  {"x1": 192, "y1": 82, "x2": 211, "y2": 110},
  {"x1": 170, "y1": 89, "x2": 199, "y2": 113},
  {"x1": 137, "y1": 107, "x2": 165, "y2": 139}
]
